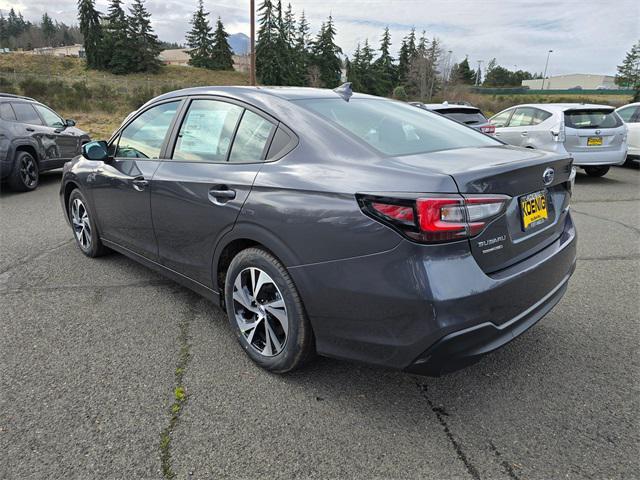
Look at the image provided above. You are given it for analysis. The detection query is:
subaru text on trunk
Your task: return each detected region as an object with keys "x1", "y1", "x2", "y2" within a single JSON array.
[{"x1": 60, "y1": 85, "x2": 577, "y2": 376}]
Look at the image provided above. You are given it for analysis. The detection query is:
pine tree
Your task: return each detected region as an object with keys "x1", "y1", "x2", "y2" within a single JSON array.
[
  {"x1": 274, "y1": 0, "x2": 293, "y2": 84},
  {"x1": 103, "y1": 0, "x2": 131, "y2": 74},
  {"x1": 450, "y1": 57, "x2": 476, "y2": 85},
  {"x1": 346, "y1": 43, "x2": 362, "y2": 90},
  {"x1": 211, "y1": 17, "x2": 234, "y2": 70},
  {"x1": 0, "y1": 14, "x2": 7, "y2": 48},
  {"x1": 77, "y1": 0, "x2": 104, "y2": 69},
  {"x1": 128, "y1": 0, "x2": 161, "y2": 73},
  {"x1": 293, "y1": 10, "x2": 311, "y2": 85},
  {"x1": 615, "y1": 40, "x2": 640, "y2": 88},
  {"x1": 256, "y1": 0, "x2": 283, "y2": 84},
  {"x1": 397, "y1": 28, "x2": 416, "y2": 86},
  {"x1": 373, "y1": 26, "x2": 395, "y2": 96},
  {"x1": 41, "y1": 13, "x2": 56, "y2": 45},
  {"x1": 310, "y1": 14, "x2": 342, "y2": 88},
  {"x1": 186, "y1": 0, "x2": 215, "y2": 69}
]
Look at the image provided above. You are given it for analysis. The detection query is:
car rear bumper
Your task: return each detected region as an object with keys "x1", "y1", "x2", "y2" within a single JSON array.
[
  {"x1": 289, "y1": 212, "x2": 577, "y2": 375},
  {"x1": 568, "y1": 148, "x2": 627, "y2": 166}
]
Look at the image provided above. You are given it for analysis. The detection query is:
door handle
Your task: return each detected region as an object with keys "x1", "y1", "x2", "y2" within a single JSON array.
[
  {"x1": 26, "y1": 127, "x2": 35, "y2": 132},
  {"x1": 132, "y1": 177, "x2": 149, "y2": 191},
  {"x1": 521, "y1": 131, "x2": 528, "y2": 136},
  {"x1": 208, "y1": 187, "x2": 236, "y2": 203}
]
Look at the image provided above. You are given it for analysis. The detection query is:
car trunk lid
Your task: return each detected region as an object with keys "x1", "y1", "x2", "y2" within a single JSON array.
[
  {"x1": 563, "y1": 107, "x2": 626, "y2": 153},
  {"x1": 389, "y1": 146, "x2": 573, "y2": 273}
]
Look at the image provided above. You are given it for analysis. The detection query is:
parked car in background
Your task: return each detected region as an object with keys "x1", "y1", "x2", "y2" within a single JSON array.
[
  {"x1": 615, "y1": 102, "x2": 640, "y2": 167},
  {"x1": 411, "y1": 101, "x2": 495, "y2": 135},
  {"x1": 60, "y1": 86, "x2": 576, "y2": 376},
  {"x1": 0, "y1": 93, "x2": 89, "y2": 191},
  {"x1": 489, "y1": 103, "x2": 627, "y2": 177}
]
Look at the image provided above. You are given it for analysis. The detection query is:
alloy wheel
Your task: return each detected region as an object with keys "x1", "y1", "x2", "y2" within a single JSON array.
[
  {"x1": 19, "y1": 156, "x2": 38, "y2": 188},
  {"x1": 71, "y1": 198, "x2": 92, "y2": 251},
  {"x1": 232, "y1": 267, "x2": 288, "y2": 357}
]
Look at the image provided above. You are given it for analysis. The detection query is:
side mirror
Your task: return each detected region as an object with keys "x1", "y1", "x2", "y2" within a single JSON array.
[
  {"x1": 65, "y1": 119, "x2": 76, "y2": 127},
  {"x1": 82, "y1": 140, "x2": 109, "y2": 161}
]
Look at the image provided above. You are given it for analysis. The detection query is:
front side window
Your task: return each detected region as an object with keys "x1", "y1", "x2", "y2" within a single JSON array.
[
  {"x1": 34, "y1": 105, "x2": 64, "y2": 128},
  {"x1": 116, "y1": 101, "x2": 179, "y2": 159},
  {"x1": 616, "y1": 106, "x2": 638, "y2": 123},
  {"x1": 173, "y1": 99, "x2": 243, "y2": 162},
  {"x1": 490, "y1": 109, "x2": 513, "y2": 128},
  {"x1": 298, "y1": 98, "x2": 499, "y2": 156},
  {"x1": 11, "y1": 103, "x2": 43, "y2": 125},
  {"x1": 228, "y1": 110, "x2": 275, "y2": 163}
]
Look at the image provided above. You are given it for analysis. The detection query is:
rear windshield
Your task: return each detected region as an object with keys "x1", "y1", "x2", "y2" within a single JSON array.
[
  {"x1": 564, "y1": 109, "x2": 622, "y2": 129},
  {"x1": 297, "y1": 98, "x2": 499, "y2": 156},
  {"x1": 434, "y1": 108, "x2": 487, "y2": 125}
]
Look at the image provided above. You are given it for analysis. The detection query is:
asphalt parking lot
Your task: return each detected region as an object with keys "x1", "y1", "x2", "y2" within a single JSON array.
[{"x1": 1, "y1": 166, "x2": 638, "y2": 480}]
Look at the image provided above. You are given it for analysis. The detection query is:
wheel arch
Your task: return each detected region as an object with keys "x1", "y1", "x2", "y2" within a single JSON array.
[{"x1": 213, "y1": 223, "x2": 301, "y2": 294}]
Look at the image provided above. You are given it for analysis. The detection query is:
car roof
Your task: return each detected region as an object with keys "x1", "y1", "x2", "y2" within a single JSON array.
[
  {"x1": 0, "y1": 93, "x2": 36, "y2": 102},
  {"x1": 507, "y1": 103, "x2": 615, "y2": 112},
  {"x1": 616, "y1": 102, "x2": 640, "y2": 110},
  {"x1": 146, "y1": 85, "x2": 377, "y2": 106}
]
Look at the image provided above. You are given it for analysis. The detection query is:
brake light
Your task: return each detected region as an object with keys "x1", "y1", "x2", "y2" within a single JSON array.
[
  {"x1": 360, "y1": 194, "x2": 509, "y2": 243},
  {"x1": 480, "y1": 125, "x2": 496, "y2": 135}
]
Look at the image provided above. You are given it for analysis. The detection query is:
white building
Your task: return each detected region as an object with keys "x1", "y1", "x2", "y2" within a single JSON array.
[
  {"x1": 159, "y1": 48, "x2": 250, "y2": 73},
  {"x1": 31, "y1": 44, "x2": 85, "y2": 58},
  {"x1": 522, "y1": 73, "x2": 618, "y2": 90}
]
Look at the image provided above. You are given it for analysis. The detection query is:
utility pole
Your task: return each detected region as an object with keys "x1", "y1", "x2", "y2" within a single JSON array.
[
  {"x1": 541, "y1": 49, "x2": 553, "y2": 90},
  {"x1": 249, "y1": 0, "x2": 256, "y2": 86}
]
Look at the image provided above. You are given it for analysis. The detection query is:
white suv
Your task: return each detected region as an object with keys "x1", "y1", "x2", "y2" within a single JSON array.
[{"x1": 490, "y1": 103, "x2": 628, "y2": 177}]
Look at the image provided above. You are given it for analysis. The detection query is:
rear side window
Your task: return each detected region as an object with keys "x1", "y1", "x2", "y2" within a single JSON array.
[
  {"x1": 490, "y1": 109, "x2": 512, "y2": 127},
  {"x1": 298, "y1": 98, "x2": 499, "y2": 156},
  {"x1": 116, "y1": 101, "x2": 179, "y2": 159},
  {"x1": 0, "y1": 103, "x2": 16, "y2": 121},
  {"x1": 564, "y1": 109, "x2": 623, "y2": 129},
  {"x1": 172, "y1": 99, "x2": 243, "y2": 162},
  {"x1": 508, "y1": 107, "x2": 538, "y2": 127},
  {"x1": 11, "y1": 103, "x2": 43, "y2": 125},
  {"x1": 228, "y1": 110, "x2": 275, "y2": 163},
  {"x1": 435, "y1": 108, "x2": 487, "y2": 125}
]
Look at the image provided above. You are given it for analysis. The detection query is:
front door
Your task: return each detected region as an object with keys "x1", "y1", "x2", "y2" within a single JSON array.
[
  {"x1": 33, "y1": 104, "x2": 80, "y2": 161},
  {"x1": 89, "y1": 100, "x2": 182, "y2": 260},
  {"x1": 151, "y1": 98, "x2": 276, "y2": 287}
]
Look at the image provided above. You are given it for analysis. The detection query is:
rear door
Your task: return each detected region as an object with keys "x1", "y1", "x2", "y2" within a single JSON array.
[
  {"x1": 563, "y1": 108, "x2": 625, "y2": 154},
  {"x1": 33, "y1": 104, "x2": 81, "y2": 160},
  {"x1": 151, "y1": 97, "x2": 276, "y2": 287},
  {"x1": 490, "y1": 109, "x2": 514, "y2": 142},
  {"x1": 498, "y1": 107, "x2": 538, "y2": 147}
]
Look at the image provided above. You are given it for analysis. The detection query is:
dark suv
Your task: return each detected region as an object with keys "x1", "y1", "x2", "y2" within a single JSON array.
[{"x1": 0, "y1": 94, "x2": 89, "y2": 191}]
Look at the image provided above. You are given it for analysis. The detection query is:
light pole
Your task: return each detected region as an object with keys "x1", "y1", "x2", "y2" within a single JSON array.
[
  {"x1": 541, "y1": 49, "x2": 553, "y2": 90},
  {"x1": 249, "y1": 0, "x2": 256, "y2": 86}
]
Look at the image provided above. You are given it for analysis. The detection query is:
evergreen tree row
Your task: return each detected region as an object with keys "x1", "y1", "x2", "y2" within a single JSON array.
[
  {"x1": 256, "y1": 1, "x2": 342, "y2": 88},
  {"x1": 0, "y1": 9, "x2": 83, "y2": 50},
  {"x1": 77, "y1": 0, "x2": 161, "y2": 73},
  {"x1": 185, "y1": 0, "x2": 234, "y2": 70}
]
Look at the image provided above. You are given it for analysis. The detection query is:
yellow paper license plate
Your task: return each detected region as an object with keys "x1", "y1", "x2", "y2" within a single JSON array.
[
  {"x1": 587, "y1": 136, "x2": 603, "y2": 146},
  {"x1": 520, "y1": 190, "x2": 548, "y2": 230}
]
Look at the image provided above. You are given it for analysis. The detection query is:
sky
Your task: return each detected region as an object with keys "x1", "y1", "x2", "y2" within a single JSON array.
[{"x1": 3, "y1": 0, "x2": 639, "y2": 76}]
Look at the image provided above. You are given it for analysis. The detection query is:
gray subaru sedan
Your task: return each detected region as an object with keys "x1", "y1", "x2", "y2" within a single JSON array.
[{"x1": 60, "y1": 85, "x2": 577, "y2": 376}]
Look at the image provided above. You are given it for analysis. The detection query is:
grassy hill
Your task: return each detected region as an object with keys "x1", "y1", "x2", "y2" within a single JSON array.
[{"x1": 0, "y1": 53, "x2": 249, "y2": 138}]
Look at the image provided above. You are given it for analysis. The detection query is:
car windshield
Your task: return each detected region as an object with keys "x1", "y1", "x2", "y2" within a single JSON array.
[
  {"x1": 564, "y1": 109, "x2": 622, "y2": 129},
  {"x1": 297, "y1": 98, "x2": 500, "y2": 156},
  {"x1": 434, "y1": 108, "x2": 487, "y2": 125}
]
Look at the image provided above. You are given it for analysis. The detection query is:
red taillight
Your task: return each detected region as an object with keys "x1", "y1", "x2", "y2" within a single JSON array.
[
  {"x1": 481, "y1": 125, "x2": 496, "y2": 135},
  {"x1": 360, "y1": 194, "x2": 509, "y2": 243}
]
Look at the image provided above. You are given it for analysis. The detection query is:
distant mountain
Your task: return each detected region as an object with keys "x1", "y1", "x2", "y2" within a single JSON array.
[{"x1": 228, "y1": 33, "x2": 250, "y2": 55}]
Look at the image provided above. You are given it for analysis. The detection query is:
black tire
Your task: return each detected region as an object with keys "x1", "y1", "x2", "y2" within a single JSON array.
[
  {"x1": 67, "y1": 189, "x2": 110, "y2": 258},
  {"x1": 584, "y1": 166, "x2": 610, "y2": 177},
  {"x1": 225, "y1": 247, "x2": 315, "y2": 373},
  {"x1": 7, "y1": 151, "x2": 39, "y2": 192}
]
